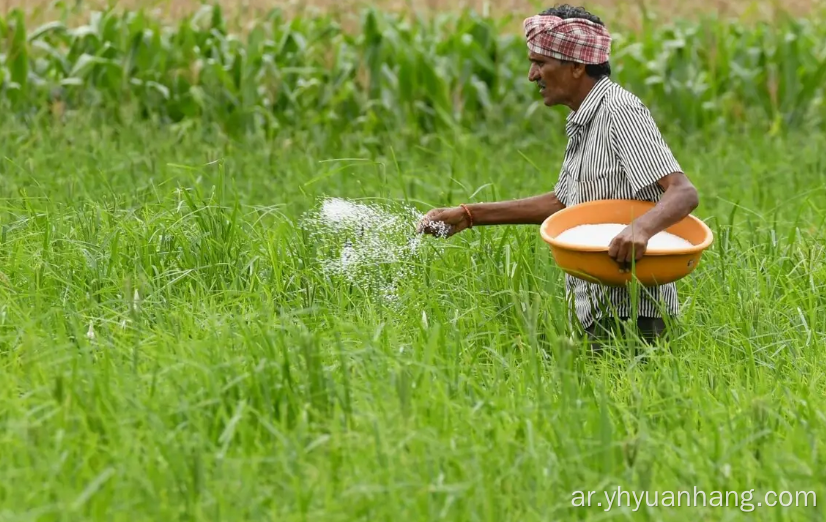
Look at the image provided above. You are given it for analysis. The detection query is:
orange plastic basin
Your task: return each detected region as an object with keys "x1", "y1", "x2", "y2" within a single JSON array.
[{"x1": 539, "y1": 199, "x2": 713, "y2": 287}]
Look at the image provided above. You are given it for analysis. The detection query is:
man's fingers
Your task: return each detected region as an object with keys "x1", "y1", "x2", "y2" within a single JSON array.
[
  {"x1": 607, "y1": 232, "x2": 649, "y2": 272},
  {"x1": 417, "y1": 211, "x2": 441, "y2": 234},
  {"x1": 608, "y1": 237, "x2": 620, "y2": 259},
  {"x1": 617, "y1": 241, "x2": 634, "y2": 272},
  {"x1": 616, "y1": 242, "x2": 628, "y2": 265},
  {"x1": 418, "y1": 209, "x2": 460, "y2": 237},
  {"x1": 627, "y1": 241, "x2": 646, "y2": 263}
]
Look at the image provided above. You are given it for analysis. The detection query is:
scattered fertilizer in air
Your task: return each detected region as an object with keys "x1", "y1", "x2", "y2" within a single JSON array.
[
  {"x1": 556, "y1": 223, "x2": 694, "y2": 249},
  {"x1": 300, "y1": 197, "x2": 445, "y2": 305}
]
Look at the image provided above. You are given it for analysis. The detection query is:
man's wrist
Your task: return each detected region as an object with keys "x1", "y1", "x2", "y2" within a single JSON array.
[
  {"x1": 459, "y1": 204, "x2": 474, "y2": 228},
  {"x1": 465, "y1": 203, "x2": 487, "y2": 226},
  {"x1": 631, "y1": 217, "x2": 656, "y2": 238}
]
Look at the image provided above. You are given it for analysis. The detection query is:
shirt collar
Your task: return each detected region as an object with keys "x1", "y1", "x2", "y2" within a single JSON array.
[{"x1": 565, "y1": 76, "x2": 613, "y2": 136}]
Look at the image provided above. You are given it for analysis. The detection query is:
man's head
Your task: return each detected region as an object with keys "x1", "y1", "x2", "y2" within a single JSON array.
[{"x1": 525, "y1": 5, "x2": 612, "y2": 109}]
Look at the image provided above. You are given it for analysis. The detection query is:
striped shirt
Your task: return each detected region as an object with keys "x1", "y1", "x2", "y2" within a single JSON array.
[{"x1": 553, "y1": 76, "x2": 683, "y2": 329}]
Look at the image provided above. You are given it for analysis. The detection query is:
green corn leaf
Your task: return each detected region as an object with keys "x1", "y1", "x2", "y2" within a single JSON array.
[
  {"x1": 70, "y1": 53, "x2": 117, "y2": 79},
  {"x1": 28, "y1": 21, "x2": 66, "y2": 42}
]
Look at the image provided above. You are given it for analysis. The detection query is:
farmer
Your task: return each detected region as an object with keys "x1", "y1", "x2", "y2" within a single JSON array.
[{"x1": 417, "y1": 4, "x2": 699, "y2": 348}]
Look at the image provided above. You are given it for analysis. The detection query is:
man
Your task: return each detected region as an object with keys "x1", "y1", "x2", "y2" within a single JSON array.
[{"x1": 417, "y1": 4, "x2": 699, "y2": 348}]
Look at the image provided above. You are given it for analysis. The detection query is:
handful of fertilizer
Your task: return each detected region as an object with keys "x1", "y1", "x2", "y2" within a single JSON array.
[{"x1": 300, "y1": 197, "x2": 444, "y2": 302}]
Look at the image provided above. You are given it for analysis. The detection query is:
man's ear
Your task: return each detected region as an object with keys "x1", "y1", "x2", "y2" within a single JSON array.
[{"x1": 571, "y1": 62, "x2": 586, "y2": 79}]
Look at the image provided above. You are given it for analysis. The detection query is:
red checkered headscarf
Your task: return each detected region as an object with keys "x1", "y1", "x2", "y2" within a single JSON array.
[{"x1": 523, "y1": 15, "x2": 611, "y2": 65}]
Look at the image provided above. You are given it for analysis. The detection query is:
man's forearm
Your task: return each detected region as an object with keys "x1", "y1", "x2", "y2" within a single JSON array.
[
  {"x1": 634, "y1": 183, "x2": 699, "y2": 237},
  {"x1": 466, "y1": 192, "x2": 565, "y2": 226}
]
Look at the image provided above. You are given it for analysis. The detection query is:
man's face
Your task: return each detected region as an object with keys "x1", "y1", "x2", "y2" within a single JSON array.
[{"x1": 528, "y1": 51, "x2": 577, "y2": 108}]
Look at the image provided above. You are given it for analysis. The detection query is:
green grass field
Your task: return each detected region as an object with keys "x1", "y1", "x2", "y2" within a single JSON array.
[{"x1": 1, "y1": 4, "x2": 826, "y2": 522}]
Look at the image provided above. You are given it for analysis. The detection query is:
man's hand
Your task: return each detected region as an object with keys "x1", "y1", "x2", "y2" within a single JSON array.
[
  {"x1": 608, "y1": 224, "x2": 651, "y2": 272},
  {"x1": 417, "y1": 206, "x2": 471, "y2": 238}
]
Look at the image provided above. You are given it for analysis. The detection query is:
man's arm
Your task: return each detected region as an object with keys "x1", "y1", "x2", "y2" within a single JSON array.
[
  {"x1": 466, "y1": 191, "x2": 566, "y2": 226},
  {"x1": 632, "y1": 172, "x2": 699, "y2": 238},
  {"x1": 417, "y1": 191, "x2": 565, "y2": 237},
  {"x1": 607, "y1": 172, "x2": 699, "y2": 267}
]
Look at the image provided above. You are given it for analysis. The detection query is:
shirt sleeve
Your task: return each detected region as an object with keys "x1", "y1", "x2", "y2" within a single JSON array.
[
  {"x1": 608, "y1": 100, "x2": 683, "y2": 194},
  {"x1": 553, "y1": 167, "x2": 570, "y2": 206}
]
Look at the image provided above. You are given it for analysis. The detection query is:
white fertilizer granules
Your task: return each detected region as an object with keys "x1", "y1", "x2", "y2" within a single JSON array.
[
  {"x1": 300, "y1": 197, "x2": 445, "y2": 305},
  {"x1": 555, "y1": 223, "x2": 693, "y2": 249}
]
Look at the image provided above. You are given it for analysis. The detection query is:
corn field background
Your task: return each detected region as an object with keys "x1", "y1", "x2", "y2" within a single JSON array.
[
  {"x1": 2, "y1": 2, "x2": 826, "y2": 138},
  {"x1": 6, "y1": 0, "x2": 826, "y2": 24},
  {"x1": 1, "y1": 1, "x2": 826, "y2": 521}
]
